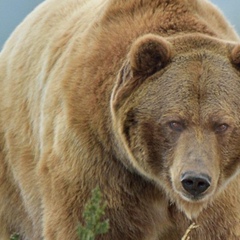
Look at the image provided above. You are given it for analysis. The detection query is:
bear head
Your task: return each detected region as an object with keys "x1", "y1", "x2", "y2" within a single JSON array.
[{"x1": 111, "y1": 33, "x2": 240, "y2": 219}]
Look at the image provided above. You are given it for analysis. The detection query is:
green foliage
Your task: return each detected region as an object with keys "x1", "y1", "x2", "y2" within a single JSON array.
[
  {"x1": 78, "y1": 187, "x2": 109, "y2": 240},
  {"x1": 9, "y1": 188, "x2": 109, "y2": 240},
  {"x1": 10, "y1": 233, "x2": 20, "y2": 240}
]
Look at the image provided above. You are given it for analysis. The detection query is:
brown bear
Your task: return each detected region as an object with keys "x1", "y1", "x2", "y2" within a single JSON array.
[{"x1": 1, "y1": 0, "x2": 240, "y2": 239}]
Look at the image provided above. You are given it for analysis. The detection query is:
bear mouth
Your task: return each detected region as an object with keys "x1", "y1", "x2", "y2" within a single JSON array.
[
  {"x1": 171, "y1": 184, "x2": 216, "y2": 219},
  {"x1": 177, "y1": 197, "x2": 210, "y2": 220},
  {"x1": 168, "y1": 178, "x2": 215, "y2": 219},
  {"x1": 180, "y1": 191, "x2": 210, "y2": 202}
]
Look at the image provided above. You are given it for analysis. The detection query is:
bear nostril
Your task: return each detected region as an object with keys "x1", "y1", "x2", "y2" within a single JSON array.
[{"x1": 181, "y1": 173, "x2": 211, "y2": 198}]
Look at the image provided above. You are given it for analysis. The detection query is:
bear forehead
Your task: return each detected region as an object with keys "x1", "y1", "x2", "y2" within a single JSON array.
[
  {"x1": 129, "y1": 49, "x2": 240, "y2": 124},
  {"x1": 167, "y1": 33, "x2": 234, "y2": 55},
  {"x1": 162, "y1": 52, "x2": 239, "y2": 102}
]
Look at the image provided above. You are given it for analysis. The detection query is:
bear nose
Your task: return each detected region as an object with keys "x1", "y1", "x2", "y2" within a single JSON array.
[{"x1": 181, "y1": 172, "x2": 211, "y2": 198}]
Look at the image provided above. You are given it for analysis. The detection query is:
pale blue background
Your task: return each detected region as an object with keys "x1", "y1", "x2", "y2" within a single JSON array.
[{"x1": 0, "y1": 0, "x2": 240, "y2": 49}]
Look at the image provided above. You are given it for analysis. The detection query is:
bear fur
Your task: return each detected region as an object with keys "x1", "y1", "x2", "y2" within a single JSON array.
[{"x1": 1, "y1": 0, "x2": 240, "y2": 239}]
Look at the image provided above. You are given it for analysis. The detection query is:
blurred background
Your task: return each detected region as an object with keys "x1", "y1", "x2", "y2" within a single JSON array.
[{"x1": 0, "y1": 0, "x2": 240, "y2": 49}]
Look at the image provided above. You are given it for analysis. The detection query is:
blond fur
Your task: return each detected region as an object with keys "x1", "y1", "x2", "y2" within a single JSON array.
[{"x1": 0, "y1": 0, "x2": 240, "y2": 239}]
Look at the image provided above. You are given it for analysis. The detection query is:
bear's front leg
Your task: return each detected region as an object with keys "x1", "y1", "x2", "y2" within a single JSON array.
[{"x1": 37, "y1": 154, "x2": 84, "y2": 240}]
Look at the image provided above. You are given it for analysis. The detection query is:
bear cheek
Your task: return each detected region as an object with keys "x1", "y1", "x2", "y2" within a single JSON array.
[
  {"x1": 220, "y1": 152, "x2": 240, "y2": 183},
  {"x1": 125, "y1": 120, "x2": 182, "y2": 187},
  {"x1": 215, "y1": 128, "x2": 240, "y2": 183},
  {"x1": 123, "y1": 120, "x2": 169, "y2": 181}
]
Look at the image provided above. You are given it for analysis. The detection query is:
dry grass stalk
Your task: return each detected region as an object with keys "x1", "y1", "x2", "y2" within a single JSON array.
[{"x1": 181, "y1": 223, "x2": 199, "y2": 240}]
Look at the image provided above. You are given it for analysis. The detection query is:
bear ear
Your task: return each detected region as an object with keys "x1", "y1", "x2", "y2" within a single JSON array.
[
  {"x1": 231, "y1": 44, "x2": 240, "y2": 67},
  {"x1": 111, "y1": 34, "x2": 172, "y2": 111},
  {"x1": 129, "y1": 34, "x2": 172, "y2": 76}
]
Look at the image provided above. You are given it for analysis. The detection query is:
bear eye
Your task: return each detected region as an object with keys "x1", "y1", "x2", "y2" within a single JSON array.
[
  {"x1": 168, "y1": 121, "x2": 185, "y2": 132},
  {"x1": 214, "y1": 123, "x2": 229, "y2": 134}
]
